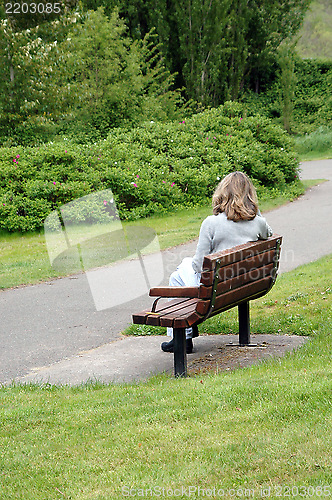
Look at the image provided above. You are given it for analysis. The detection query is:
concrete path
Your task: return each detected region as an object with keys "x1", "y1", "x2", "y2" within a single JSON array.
[
  {"x1": 266, "y1": 159, "x2": 332, "y2": 273},
  {"x1": 1, "y1": 159, "x2": 331, "y2": 385}
]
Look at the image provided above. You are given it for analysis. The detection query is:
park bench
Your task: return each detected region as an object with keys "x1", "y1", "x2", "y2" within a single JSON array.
[{"x1": 132, "y1": 234, "x2": 282, "y2": 377}]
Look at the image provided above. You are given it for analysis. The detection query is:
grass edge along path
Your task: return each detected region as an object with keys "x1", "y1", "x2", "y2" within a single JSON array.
[
  {"x1": 0, "y1": 255, "x2": 331, "y2": 499},
  {"x1": 0, "y1": 179, "x2": 325, "y2": 290}
]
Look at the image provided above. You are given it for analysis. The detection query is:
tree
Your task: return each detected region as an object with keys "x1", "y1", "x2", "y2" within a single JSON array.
[
  {"x1": 277, "y1": 41, "x2": 298, "y2": 133},
  {"x1": 247, "y1": 0, "x2": 311, "y2": 94},
  {"x1": 38, "y1": 8, "x2": 182, "y2": 136},
  {"x1": 79, "y1": 0, "x2": 311, "y2": 106},
  {"x1": 0, "y1": 5, "x2": 80, "y2": 144},
  {"x1": 174, "y1": 0, "x2": 229, "y2": 105}
]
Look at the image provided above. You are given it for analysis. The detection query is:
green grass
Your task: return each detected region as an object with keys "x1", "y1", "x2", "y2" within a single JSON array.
[
  {"x1": 299, "y1": 150, "x2": 332, "y2": 161},
  {"x1": 295, "y1": 126, "x2": 332, "y2": 161},
  {"x1": 0, "y1": 180, "x2": 321, "y2": 290},
  {"x1": 0, "y1": 255, "x2": 331, "y2": 499}
]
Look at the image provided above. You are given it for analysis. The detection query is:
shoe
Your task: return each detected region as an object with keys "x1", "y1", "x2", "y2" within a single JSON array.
[
  {"x1": 161, "y1": 339, "x2": 174, "y2": 352},
  {"x1": 161, "y1": 338, "x2": 193, "y2": 354}
]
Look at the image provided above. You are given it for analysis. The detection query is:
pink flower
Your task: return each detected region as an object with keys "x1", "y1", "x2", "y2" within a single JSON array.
[
  {"x1": 162, "y1": 180, "x2": 166, "y2": 183},
  {"x1": 103, "y1": 200, "x2": 107, "y2": 205},
  {"x1": 171, "y1": 182, "x2": 175, "y2": 187},
  {"x1": 16, "y1": 154, "x2": 20, "y2": 158},
  {"x1": 226, "y1": 134, "x2": 229, "y2": 136},
  {"x1": 65, "y1": 150, "x2": 67, "y2": 153},
  {"x1": 133, "y1": 183, "x2": 138, "y2": 188},
  {"x1": 53, "y1": 181, "x2": 56, "y2": 185},
  {"x1": 13, "y1": 159, "x2": 17, "y2": 163},
  {"x1": 136, "y1": 174, "x2": 139, "y2": 178}
]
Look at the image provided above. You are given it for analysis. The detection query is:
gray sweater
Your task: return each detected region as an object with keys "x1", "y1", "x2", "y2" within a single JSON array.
[{"x1": 192, "y1": 212, "x2": 273, "y2": 273}]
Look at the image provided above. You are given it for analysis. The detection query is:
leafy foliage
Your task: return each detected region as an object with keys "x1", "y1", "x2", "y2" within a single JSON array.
[
  {"x1": 0, "y1": 7, "x2": 186, "y2": 146},
  {"x1": 242, "y1": 59, "x2": 332, "y2": 134},
  {"x1": 0, "y1": 104, "x2": 299, "y2": 232},
  {"x1": 293, "y1": 59, "x2": 332, "y2": 133}
]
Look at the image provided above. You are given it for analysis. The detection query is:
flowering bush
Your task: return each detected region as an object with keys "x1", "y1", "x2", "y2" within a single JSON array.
[{"x1": 0, "y1": 103, "x2": 299, "y2": 232}]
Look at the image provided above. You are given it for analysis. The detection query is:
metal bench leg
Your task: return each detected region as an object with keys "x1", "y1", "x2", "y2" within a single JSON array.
[
  {"x1": 173, "y1": 328, "x2": 187, "y2": 378},
  {"x1": 238, "y1": 301, "x2": 250, "y2": 346}
]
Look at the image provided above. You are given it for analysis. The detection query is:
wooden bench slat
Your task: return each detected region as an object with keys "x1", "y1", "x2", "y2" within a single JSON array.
[
  {"x1": 154, "y1": 297, "x2": 198, "y2": 314},
  {"x1": 199, "y1": 262, "x2": 274, "y2": 299},
  {"x1": 174, "y1": 311, "x2": 204, "y2": 328},
  {"x1": 132, "y1": 297, "x2": 193, "y2": 324},
  {"x1": 149, "y1": 286, "x2": 199, "y2": 298},
  {"x1": 201, "y1": 248, "x2": 277, "y2": 285},
  {"x1": 217, "y1": 250, "x2": 275, "y2": 280},
  {"x1": 159, "y1": 307, "x2": 205, "y2": 328},
  {"x1": 197, "y1": 276, "x2": 272, "y2": 315},
  {"x1": 201, "y1": 252, "x2": 275, "y2": 286},
  {"x1": 158, "y1": 299, "x2": 210, "y2": 327},
  {"x1": 202, "y1": 236, "x2": 280, "y2": 270},
  {"x1": 145, "y1": 298, "x2": 201, "y2": 326},
  {"x1": 173, "y1": 312, "x2": 204, "y2": 329}
]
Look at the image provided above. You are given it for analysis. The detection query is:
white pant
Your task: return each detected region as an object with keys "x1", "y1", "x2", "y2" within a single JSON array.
[{"x1": 167, "y1": 257, "x2": 201, "y2": 339}]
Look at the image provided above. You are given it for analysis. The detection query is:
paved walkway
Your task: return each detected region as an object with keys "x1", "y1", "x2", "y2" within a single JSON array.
[{"x1": 1, "y1": 159, "x2": 331, "y2": 385}]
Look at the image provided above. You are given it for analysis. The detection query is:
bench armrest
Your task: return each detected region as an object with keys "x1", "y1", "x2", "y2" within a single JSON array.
[{"x1": 149, "y1": 286, "x2": 199, "y2": 298}]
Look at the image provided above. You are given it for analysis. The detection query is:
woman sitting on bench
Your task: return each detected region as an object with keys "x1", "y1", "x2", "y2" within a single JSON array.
[{"x1": 161, "y1": 170, "x2": 273, "y2": 354}]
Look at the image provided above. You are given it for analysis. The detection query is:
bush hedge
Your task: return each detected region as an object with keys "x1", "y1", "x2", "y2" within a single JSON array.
[{"x1": 0, "y1": 103, "x2": 299, "y2": 233}]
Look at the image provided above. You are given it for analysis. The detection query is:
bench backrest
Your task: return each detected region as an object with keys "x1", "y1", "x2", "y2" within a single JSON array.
[{"x1": 194, "y1": 235, "x2": 282, "y2": 321}]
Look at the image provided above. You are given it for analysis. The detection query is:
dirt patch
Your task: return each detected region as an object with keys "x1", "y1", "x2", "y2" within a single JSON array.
[{"x1": 187, "y1": 334, "x2": 308, "y2": 376}]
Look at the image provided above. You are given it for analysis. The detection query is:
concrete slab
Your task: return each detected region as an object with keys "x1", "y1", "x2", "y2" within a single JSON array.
[{"x1": 11, "y1": 334, "x2": 307, "y2": 386}]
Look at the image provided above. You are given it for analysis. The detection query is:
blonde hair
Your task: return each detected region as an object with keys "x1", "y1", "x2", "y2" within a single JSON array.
[{"x1": 212, "y1": 171, "x2": 258, "y2": 222}]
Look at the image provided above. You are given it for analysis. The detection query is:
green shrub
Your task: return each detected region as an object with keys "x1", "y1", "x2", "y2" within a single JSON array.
[{"x1": 0, "y1": 103, "x2": 299, "y2": 232}]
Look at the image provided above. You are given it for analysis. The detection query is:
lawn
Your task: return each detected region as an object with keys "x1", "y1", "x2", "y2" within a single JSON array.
[{"x1": 0, "y1": 254, "x2": 331, "y2": 500}]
